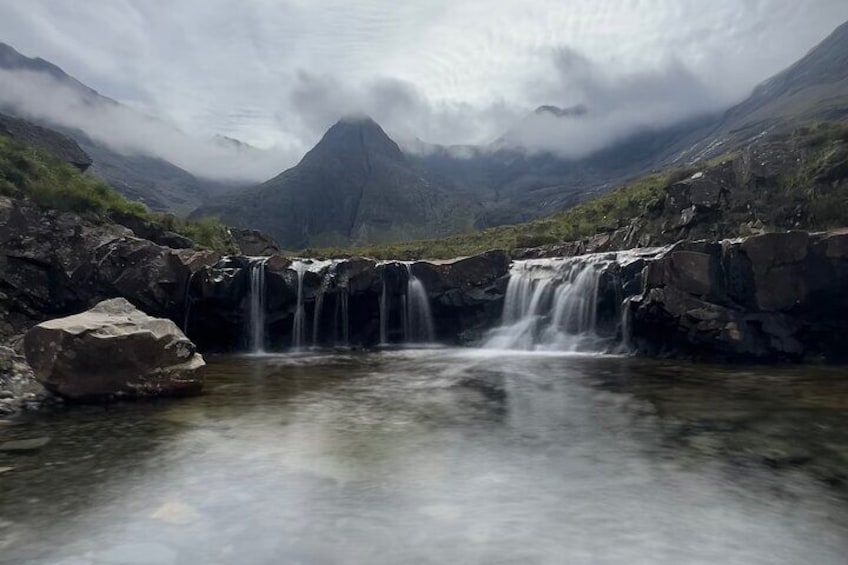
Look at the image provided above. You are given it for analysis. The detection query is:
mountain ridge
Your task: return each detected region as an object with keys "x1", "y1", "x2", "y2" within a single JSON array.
[{"x1": 194, "y1": 118, "x2": 477, "y2": 249}]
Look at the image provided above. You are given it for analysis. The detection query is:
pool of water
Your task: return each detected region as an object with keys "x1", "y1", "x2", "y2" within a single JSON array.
[{"x1": 1, "y1": 349, "x2": 847, "y2": 564}]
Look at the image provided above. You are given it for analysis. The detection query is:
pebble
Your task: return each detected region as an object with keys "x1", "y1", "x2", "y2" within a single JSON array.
[
  {"x1": 0, "y1": 437, "x2": 51, "y2": 452},
  {"x1": 150, "y1": 500, "x2": 201, "y2": 525}
]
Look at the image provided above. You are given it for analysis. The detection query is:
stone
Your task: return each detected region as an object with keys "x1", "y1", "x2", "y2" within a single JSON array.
[
  {"x1": 0, "y1": 436, "x2": 50, "y2": 452},
  {"x1": 150, "y1": 500, "x2": 201, "y2": 525},
  {"x1": 0, "y1": 466, "x2": 13, "y2": 474},
  {"x1": 24, "y1": 298, "x2": 204, "y2": 400},
  {"x1": 229, "y1": 228, "x2": 281, "y2": 256}
]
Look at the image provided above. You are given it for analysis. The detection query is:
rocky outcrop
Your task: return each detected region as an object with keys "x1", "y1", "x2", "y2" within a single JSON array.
[
  {"x1": 110, "y1": 212, "x2": 194, "y2": 249},
  {"x1": 24, "y1": 298, "x2": 204, "y2": 400},
  {"x1": 229, "y1": 228, "x2": 281, "y2": 256},
  {"x1": 0, "y1": 196, "x2": 220, "y2": 340},
  {"x1": 185, "y1": 250, "x2": 510, "y2": 350},
  {"x1": 0, "y1": 342, "x2": 44, "y2": 415},
  {"x1": 628, "y1": 230, "x2": 848, "y2": 362}
]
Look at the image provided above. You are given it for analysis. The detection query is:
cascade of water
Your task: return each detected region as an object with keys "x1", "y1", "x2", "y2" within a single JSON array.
[
  {"x1": 619, "y1": 296, "x2": 634, "y2": 353},
  {"x1": 248, "y1": 257, "x2": 269, "y2": 353},
  {"x1": 379, "y1": 278, "x2": 388, "y2": 345},
  {"x1": 312, "y1": 288, "x2": 325, "y2": 348},
  {"x1": 182, "y1": 269, "x2": 199, "y2": 334},
  {"x1": 404, "y1": 264, "x2": 436, "y2": 343},
  {"x1": 339, "y1": 289, "x2": 349, "y2": 345},
  {"x1": 485, "y1": 253, "x2": 627, "y2": 352},
  {"x1": 291, "y1": 260, "x2": 307, "y2": 350}
]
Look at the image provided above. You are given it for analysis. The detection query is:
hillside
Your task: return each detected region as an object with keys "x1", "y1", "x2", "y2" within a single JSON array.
[
  {"x1": 195, "y1": 118, "x2": 478, "y2": 249},
  {"x1": 0, "y1": 42, "x2": 227, "y2": 215},
  {"x1": 0, "y1": 131, "x2": 236, "y2": 253},
  {"x1": 411, "y1": 21, "x2": 848, "y2": 228},
  {"x1": 306, "y1": 122, "x2": 848, "y2": 260}
]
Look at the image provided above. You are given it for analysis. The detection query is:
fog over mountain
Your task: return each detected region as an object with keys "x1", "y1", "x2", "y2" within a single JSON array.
[{"x1": 1, "y1": 0, "x2": 848, "y2": 177}]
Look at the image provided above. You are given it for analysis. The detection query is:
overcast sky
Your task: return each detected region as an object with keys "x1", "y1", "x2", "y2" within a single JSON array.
[{"x1": 1, "y1": 0, "x2": 847, "y2": 177}]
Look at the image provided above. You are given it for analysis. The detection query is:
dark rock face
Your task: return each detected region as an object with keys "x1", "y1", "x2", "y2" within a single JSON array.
[
  {"x1": 229, "y1": 228, "x2": 281, "y2": 256},
  {"x1": 0, "y1": 196, "x2": 220, "y2": 340},
  {"x1": 24, "y1": 298, "x2": 204, "y2": 401},
  {"x1": 110, "y1": 212, "x2": 194, "y2": 249},
  {"x1": 629, "y1": 230, "x2": 848, "y2": 362},
  {"x1": 185, "y1": 251, "x2": 510, "y2": 351}
]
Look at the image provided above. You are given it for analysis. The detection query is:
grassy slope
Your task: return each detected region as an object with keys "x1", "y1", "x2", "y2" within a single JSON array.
[
  {"x1": 305, "y1": 122, "x2": 848, "y2": 260},
  {"x1": 0, "y1": 135, "x2": 236, "y2": 253}
]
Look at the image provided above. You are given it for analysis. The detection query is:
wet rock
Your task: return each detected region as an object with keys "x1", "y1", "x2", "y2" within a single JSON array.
[
  {"x1": 24, "y1": 298, "x2": 204, "y2": 401},
  {"x1": 76, "y1": 237, "x2": 219, "y2": 322},
  {"x1": 630, "y1": 228, "x2": 848, "y2": 361}
]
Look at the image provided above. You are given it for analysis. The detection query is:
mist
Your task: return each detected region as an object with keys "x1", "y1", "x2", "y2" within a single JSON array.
[{"x1": 0, "y1": 68, "x2": 300, "y2": 182}]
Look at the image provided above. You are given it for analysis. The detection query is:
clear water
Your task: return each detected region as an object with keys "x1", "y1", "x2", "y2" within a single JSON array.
[{"x1": 1, "y1": 350, "x2": 847, "y2": 564}]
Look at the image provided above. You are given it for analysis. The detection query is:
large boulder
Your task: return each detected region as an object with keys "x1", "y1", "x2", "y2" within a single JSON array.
[{"x1": 24, "y1": 298, "x2": 204, "y2": 401}]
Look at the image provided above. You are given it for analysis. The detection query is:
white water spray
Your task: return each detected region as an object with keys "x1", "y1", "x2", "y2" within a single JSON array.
[
  {"x1": 291, "y1": 260, "x2": 307, "y2": 350},
  {"x1": 485, "y1": 253, "x2": 625, "y2": 352},
  {"x1": 404, "y1": 264, "x2": 436, "y2": 343},
  {"x1": 248, "y1": 257, "x2": 269, "y2": 353}
]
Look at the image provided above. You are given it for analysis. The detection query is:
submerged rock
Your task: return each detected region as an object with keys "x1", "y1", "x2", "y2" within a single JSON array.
[
  {"x1": 0, "y1": 437, "x2": 50, "y2": 452},
  {"x1": 24, "y1": 298, "x2": 204, "y2": 401}
]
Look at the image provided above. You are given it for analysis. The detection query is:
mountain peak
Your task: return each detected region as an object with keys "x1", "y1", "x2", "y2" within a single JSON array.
[
  {"x1": 0, "y1": 41, "x2": 103, "y2": 101},
  {"x1": 307, "y1": 116, "x2": 404, "y2": 164}
]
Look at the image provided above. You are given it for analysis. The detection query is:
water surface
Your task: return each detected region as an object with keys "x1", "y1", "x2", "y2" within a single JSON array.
[{"x1": 1, "y1": 349, "x2": 847, "y2": 564}]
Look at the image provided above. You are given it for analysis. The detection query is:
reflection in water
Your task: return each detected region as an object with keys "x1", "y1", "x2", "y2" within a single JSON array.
[{"x1": 1, "y1": 350, "x2": 848, "y2": 564}]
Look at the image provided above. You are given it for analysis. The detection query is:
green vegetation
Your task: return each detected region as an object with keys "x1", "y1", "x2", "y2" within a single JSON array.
[
  {"x1": 0, "y1": 135, "x2": 235, "y2": 252},
  {"x1": 304, "y1": 172, "x2": 674, "y2": 260},
  {"x1": 307, "y1": 121, "x2": 848, "y2": 260}
]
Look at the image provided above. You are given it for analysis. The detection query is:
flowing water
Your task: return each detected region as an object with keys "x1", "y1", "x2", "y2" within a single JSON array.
[
  {"x1": 486, "y1": 255, "x2": 620, "y2": 351},
  {"x1": 247, "y1": 258, "x2": 269, "y2": 354},
  {"x1": 1, "y1": 350, "x2": 847, "y2": 564},
  {"x1": 403, "y1": 264, "x2": 436, "y2": 343}
]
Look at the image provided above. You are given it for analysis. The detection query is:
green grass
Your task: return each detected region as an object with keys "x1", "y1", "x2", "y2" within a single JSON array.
[
  {"x1": 306, "y1": 121, "x2": 848, "y2": 260},
  {"x1": 303, "y1": 173, "x2": 672, "y2": 260},
  {"x1": 0, "y1": 135, "x2": 235, "y2": 253}
]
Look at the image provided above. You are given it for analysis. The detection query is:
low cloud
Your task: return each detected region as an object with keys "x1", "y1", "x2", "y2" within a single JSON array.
[
  {"x1": 286, "y1": 71, "x2": 522, "y2": 152},
  {"x1": 0, "y1": 69, "x2": 300, "y2": 182},
  {"x1": 495, "y1": 47, "x2": 727, "y2": 157}
]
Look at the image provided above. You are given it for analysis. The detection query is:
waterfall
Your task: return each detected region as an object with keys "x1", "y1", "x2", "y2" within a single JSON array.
[
  {"x1": 335, "y1": 289, "x2": 350, "y2": 346},
  {"x1": 379, "y1": 278, "x2": 388, "y2": 345},
  {"x1": 182, "y1": 270, "x2": 199, "y2": 334},
  {"x1": 404, "y1": 264, "x2": 436, "y2": 343},
  {"x1": 312, "y1": 289, "x2": 325, "y2": 348},
  {"x1": 619, "y1": 296, "x2": 635, "y2": 353},
  {"x1": 485, "y1": 254, "x2": 623, "y2": 352},
  {"x1": 248, "y1": 257, "x2": 269, "y2": 353},
  {"x1": 291, "y1": 260, "x2": 307, "y2": 350}
]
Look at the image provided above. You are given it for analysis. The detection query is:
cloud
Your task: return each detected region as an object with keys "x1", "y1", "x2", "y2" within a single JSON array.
[
  {"x1": 1, "y1": 0, "x2": 847, "y2": 168},
  {"x1": 286, "y1": 71, "x2": 521, "y2": 152},
  {"x1": 0, "y1": 68, "x2": 299, "y2": 181},
  {"x1": 495, "y1": 47, "x2": 725, "y2": 156}
]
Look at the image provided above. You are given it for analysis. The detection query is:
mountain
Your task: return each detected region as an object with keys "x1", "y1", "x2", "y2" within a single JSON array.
[
  {"x1": 194, "y1": 118, "x2": 477, "y2": 249},
  {"x1": 412, "y1": 20, "x2": 848, "y2": 228},
  {"x1": 0, "y1": 112, "x2": 91, "y2": 171},
  {"x1": 0, "y1": 42, "x2": 229, "y2": 215}
]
